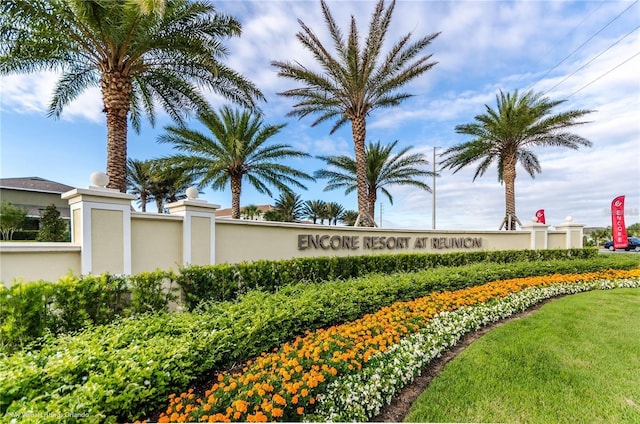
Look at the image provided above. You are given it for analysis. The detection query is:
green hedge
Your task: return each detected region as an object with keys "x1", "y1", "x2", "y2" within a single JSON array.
[
  {"x1": 175, "y1": 249, "x2": 598, "y2": 309},
  {"x1": 1, "y1": 255, "x2": 637, "y2": 423},
  {"x1": 1, "y1": 249, "x2": 596, "y2": 353},
  {"x1": 0, "y1": 271, "x2": 177, "y2": 354}
]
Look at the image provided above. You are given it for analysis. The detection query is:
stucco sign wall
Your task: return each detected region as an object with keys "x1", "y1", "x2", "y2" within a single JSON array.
[{"x1": 297, "y1": 234, "x2": 483, "y2": 251}]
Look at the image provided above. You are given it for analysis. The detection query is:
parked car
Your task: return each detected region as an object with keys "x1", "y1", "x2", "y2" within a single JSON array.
[{"x1": 604, "y1": 237, "x2": 640, "y2": 251}]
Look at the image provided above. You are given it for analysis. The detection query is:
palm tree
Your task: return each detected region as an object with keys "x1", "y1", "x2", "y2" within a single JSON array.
[
  {"x1": 126, "y1": 159, "x2": 153, "y2": 212},
  {"x1": 274, "y1": 192, "x2": 305, "y2": 222},
  {"x1": 440, "y1": 90, "x2": 593, "y2": 230},
  {"x1": 302, "y1": 200, "x2": 327, "y2": 224},
  {"x1": 340, "y1": 210, "x2": 359, "y2": 226},
  {"x1": 325, "y1": 202, "x2": 345, "y2": 225},
  {"x1": 316, "y1": 140, "x2": 434, "y2": 223},
  {"x1": 272, "y1": 0, "x2": 439, "y2": 226},
  {"x1": 158, "y1": 106, "x2": 314, "y2": 219},
  {"x1": 241, "y1": 205, "x2": 260, "y2": 220},
  {"x1": 147, "y1": 160, "x2": 196, "y2": 213},
  {"x1": 1, "y1": 0, "x2": 263, "y2": 192}
]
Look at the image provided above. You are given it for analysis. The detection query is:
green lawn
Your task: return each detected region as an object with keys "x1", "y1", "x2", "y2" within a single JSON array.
[{"x1": 405, "y1": 289, "x2": 640, "y2": 424}]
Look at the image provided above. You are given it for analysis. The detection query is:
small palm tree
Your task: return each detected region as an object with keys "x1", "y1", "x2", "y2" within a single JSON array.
[
  {"x1": 241, "y1": 205, "x2": 261, "y2": 220},
  {"x1": 1, "y1": 0, "x2": 263, "y2": 192},
  {"x1": 325, "y1": 202, "x2": 345, "y2": 225},
  {"x1": 126, "y1": 159, "x2": 154, "y2": 212},
  {"x1": 147, "y1": 161, "x2": 196, "y2": 213},
  {"x1": 274, "y1": 192, "x2": 305, "y2": 222},
  {"x1": 272, "y1": 0, "x2": 439, "y2": 226},
  {"x1": 302, "y1": 200, "x2": 327, "y2": 224},
  {"x1": 316, "y1": 140, "x2": 433, "y2": 222},
  {"x1": 158, "y1": 106, "x2": 314, "y2": 219},
  {"x1": 341, "y1": 210, "x2": 359, "y2": 226},
  {"x1": 440, "y1": 90, "x2": 593, "y2": 230}
]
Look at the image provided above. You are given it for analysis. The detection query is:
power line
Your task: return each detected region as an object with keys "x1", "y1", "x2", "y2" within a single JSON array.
[
  {"x1": 567, "y1": 51, "x2": 640, "y2": 98},
  {"x1": 543, "y1": 24, "x2": 640, "y2": 95},
  {"x1": 526, "y1": 0, "x2": 639, "y2": 92}
]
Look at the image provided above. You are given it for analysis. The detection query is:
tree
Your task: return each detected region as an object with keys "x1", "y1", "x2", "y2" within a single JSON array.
[
  {"x1": 273, "y1": 192, "x2": 305, "y2": 222},
  {"x1": 146, "y1": 161, "x2": 196, "y2": 213},
  {"x1": 37, "y1": 204, "x2": 69, "y2": 242},
  {"x1": 325, "y1": 202, "x2": 345, "y2": 225},
  {"x1": 158, "y1": 106, "x2": 314, "y2": 219},
  {"x1": 440, "y1": 90, "x2": 593, "y2": 230},
  {"x1": 316, "y1": 140, "x2": 433, "y2": 222},
  {"x1": 627, "y1": 222, "x2": 640, "y2": 237},
  {"x1": 302, "y1": 200, "x2": 327, "y2": 224},
  {"x1": 341, "y1": 210, "x2": 359, "y2": 226},
  {"x1": 126, "y1": 159, "x2": 153, "y2": 212},
  {"x1": 588, "y1": 228, "x2": 611, "y2": 247},
  {"x1": 0, "y1": 201, "x2": 27, "y2": 240},
  {"x1": 1, "y1": 0, "x2": 263, "y2": 192},
  {"x1": 241, "y1": 205, "x2": 260, "y2": 220},
  {"x1": 272, "y1": 0, "x2": 439, "y2": 226}
]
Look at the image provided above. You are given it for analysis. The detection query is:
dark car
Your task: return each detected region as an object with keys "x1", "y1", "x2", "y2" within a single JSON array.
[{"x1": 604, "y1": 236, "x2": 640, "y2": 251}]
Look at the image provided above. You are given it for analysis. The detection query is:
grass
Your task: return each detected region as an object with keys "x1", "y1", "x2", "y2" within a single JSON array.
[{"x1": 405, "y1": 288, "x2": 640, "y2": 424}]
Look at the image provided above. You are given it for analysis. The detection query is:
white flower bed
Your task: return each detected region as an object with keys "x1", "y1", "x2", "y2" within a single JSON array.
[{"x1": 311, "y1": 278, "x2": 640, "y2": 422}]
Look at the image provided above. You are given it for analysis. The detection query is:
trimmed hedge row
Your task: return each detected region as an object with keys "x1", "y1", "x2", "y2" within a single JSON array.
[
  {"x1": 1, "y1": 249, "x2": 597, "y2": 354},
  {"x1": 175, "y1": 249, "x2": 597, "y2": 309},
  {"x1": 1, "y1": 256, "x2": 637, "y2": 423}
]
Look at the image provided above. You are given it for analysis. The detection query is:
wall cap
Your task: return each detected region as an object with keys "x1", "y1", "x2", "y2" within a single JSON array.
[{"x1": 61, "y1": 187, "x2": 136, "y2": 201}]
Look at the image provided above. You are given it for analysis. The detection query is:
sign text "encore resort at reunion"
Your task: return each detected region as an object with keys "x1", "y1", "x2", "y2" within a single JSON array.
[{"x1": 297, "y1": 234, "x2": 483, "y2": 251}]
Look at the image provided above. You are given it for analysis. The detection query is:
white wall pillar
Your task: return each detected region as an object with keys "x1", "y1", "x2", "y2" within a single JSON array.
[
  {"x1": 554, "y1": 216, "x2": 585, "y2": 249},
  {"x1": 520, "y1": 221, "x2": 550, "y2": 250},
  {"x1": 166, "y1": 196, "x2": 219, "y2": 266},
  {"x1": 62, "y1": 186, "x2": 135, "y2": 275}
]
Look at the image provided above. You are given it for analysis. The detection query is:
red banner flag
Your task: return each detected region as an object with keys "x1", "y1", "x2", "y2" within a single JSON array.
[
  {"x1": 535, "y1": 209, "x2": 546, "y2": 224},
  {"x1": 611, "y1": 195, "x2": 628, "y2": 249}
]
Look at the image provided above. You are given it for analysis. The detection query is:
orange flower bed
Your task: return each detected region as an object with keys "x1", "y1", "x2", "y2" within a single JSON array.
[{"x1": 157, "y1": 269, "x2": 640, "y2": 423}]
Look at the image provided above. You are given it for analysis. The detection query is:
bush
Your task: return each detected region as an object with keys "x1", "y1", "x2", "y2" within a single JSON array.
[
  {"x1": 0, "y1": 271, "x2": 175, "y2": 354},
  {"x1": 175, "y1": 249, "x2": 598, "y2": 309},
  {"x1": 1, "y1": 256, "x2": 637, "y2": 423}
]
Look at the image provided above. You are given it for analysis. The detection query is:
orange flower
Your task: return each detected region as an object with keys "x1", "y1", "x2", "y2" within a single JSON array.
[{"x1": 271, "y1": 408, "x2": 284, "y2": 418}]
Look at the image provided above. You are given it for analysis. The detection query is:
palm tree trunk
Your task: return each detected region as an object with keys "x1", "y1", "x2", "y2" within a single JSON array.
[
  {"x1": 503, "y1": 156, "x2": 517, "y2": 230},
  {"x1": 231, "y1": 175, "x2": 242, "y2": 219},
  {"x1": 101, "y1": 71, "x2": 132, "y2": 192},
  {"x1": 140, "y1": 192, "x2": 147, "y2": 212},
  {"x1": 352, "y1": 116, "x2": 372, "y2": 226},
  {"x1": 368, "y1": 189, "x2": 377, "y2": 224}
]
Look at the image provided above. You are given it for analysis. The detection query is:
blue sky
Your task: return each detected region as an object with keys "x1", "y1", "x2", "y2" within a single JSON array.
[{"x1": 1, "y1": 0, "x2": 639, "y2": 230}]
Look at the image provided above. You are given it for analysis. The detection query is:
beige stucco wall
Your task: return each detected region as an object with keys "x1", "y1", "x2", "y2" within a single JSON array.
[
  {"x1": 191, "y1": 216, "x2": 211, "y2": 266},
  {"x1": 548, "y1": 232, "x2": 567, "y2": 249},
  {"x1": 0, "y1": 244, "x2": 81, "y2": 286},
  {"x1": 91, "y1": 208, "x2": 124, "y2": 274},
  {"x1": 131, "y1": 213, "x2": 183, "y2": 274},
  {"x1": 214, "y1": 219, "x2": 532, "y2": 264}
]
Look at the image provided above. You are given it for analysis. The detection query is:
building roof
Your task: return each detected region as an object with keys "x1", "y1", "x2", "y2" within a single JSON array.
[{"x1": 0, "y1": 177, "x2": 75, "y2": 194}]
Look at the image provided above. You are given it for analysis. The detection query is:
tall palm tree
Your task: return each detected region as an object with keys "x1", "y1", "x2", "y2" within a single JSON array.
[
  {"x1": 272, "y1": 0, "x2": 439, "y2": 226},
  {"x1": 158, "y1": 106, "x2": 314, "y2": 219},
  {"x1": 302, "y1": 200, "x2": 327, "y2": 224},
  {"x1": 274, "y1": 192, "x2": 305, "y2": 222},
  {"x1": 1, "y1": 0, "x2": 263, "y2": 192},
  {"x1": 143, "y1": 160, "x2": 196, "y2": 213},
  {"x1": 440, "y1": 90, "x2": 593, "y2": 230},
  {"x1": 316, "y1": 140, "x2": 434, "y2": 222},
  {"x1": 126, "y1": 159, "x2": 153, "y2": 212}
]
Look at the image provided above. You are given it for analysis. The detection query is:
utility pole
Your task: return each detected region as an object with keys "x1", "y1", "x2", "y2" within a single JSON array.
[
  {"x1": 432, "y1": 146, "x2": 437, "y2": 229},
  {"x1": 379, "y1": 202, "x2": 384, "y2": 227}
]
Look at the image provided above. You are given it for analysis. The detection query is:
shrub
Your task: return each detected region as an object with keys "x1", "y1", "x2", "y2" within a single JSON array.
[
  {"x1": 1, "y1": 257, "x2": 636, "y2": 422},
  {"x1": 175, "y1": 249, "x2": 599, "y2": 309}
]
